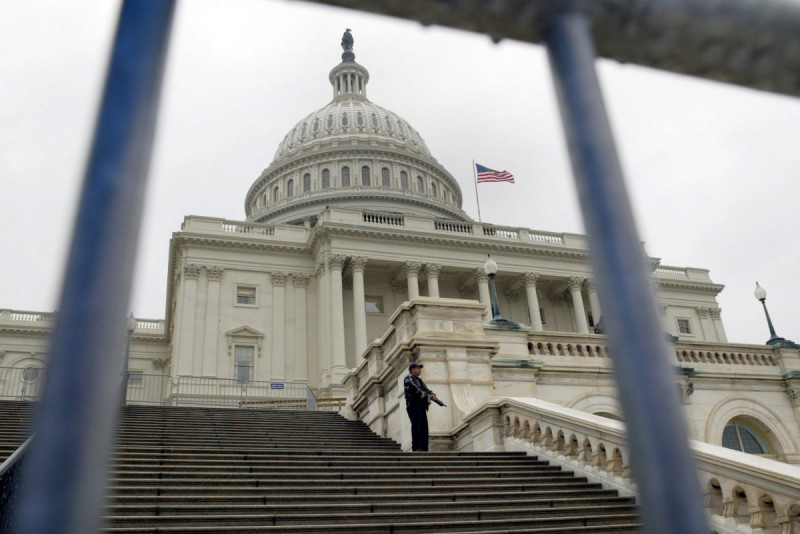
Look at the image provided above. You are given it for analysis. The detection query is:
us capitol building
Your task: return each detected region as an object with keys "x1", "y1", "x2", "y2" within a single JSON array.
[{"x1": 4, "y1": 33, "x2": 800, "y2": 519}]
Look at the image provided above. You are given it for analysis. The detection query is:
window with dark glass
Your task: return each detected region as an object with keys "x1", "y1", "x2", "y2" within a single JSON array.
[
  {"x1": 287, "y1": 179, "x2": 294, "y2": 197},
  {"x1": 341, "y1": 113, "x2": 349, "y2": 126},
  {"x1": 236, "y1": 286, "x2": 256, "y2": 305},
  {"x1": 356, "y1": 112, "x2": 364, "y2": 126},
  {"x1": 431, "y1": 182, "x2": 437, "y2": 197},
  {"x1": 326, "y1": 115, "x2": 334, "y2": 129},
  {"x1": 381, "y1": 167, "x2": 390, "y2": 187},
  {"x1": 313, "y1": 118, "x2": 320, "y2": 132},
  {"x1": 722, "y1": 420, "x2": 771, "y2": 455},
  {"x1": 371, "y1": 114, "x2": 379, "y2": 127},
  {"x1": 303, "y1": 173, "x2": 311, "y2": 192},
  {"x1": 234, "y1": 346, "x2": 254, "y2": 384},
  {"x1": 341, "y1": 166, "x2": 350, "y2": 186},
  {"x1": 361, "y1": 166, "x2": 370, "y2": 186},
  {"x1": 416, "y1": 176, "x2": 424, "y2": 192},
  {"x1": 273, "y1": 186, "x2": 279, "y2": 202},
  {"x1": 322, "y1": 169, "x2": 330, "y2": 189},
  {"x1": 385, "y1": 117, "x2": 393, "y2": 131},
  {"x1": 677, "y1": 318, "x2": 691, "y2": 335}
]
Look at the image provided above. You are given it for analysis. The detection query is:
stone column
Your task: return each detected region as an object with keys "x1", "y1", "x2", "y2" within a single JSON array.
[
  {"x1": 202, "y1": 266, "x2": 223, "y2": 376},
  {"x1": 476, "y1": 268, "x2": 491, "y2": 321},
  {"x1": 329, "y1": 255, "x2": 347, "y2": 380},
  {"x1": 696, "y1": 306, "x2": 715, "y2": 341},
  {"x1": 568, "y1": 276, "x2": 589, "y2": 334},
  {"x1": 176, "y1": 264, "x2": 200, "y2": 376},
  {"x1": 710, "y1": 307, "x2": 727, "y2": 342},
  {"x1": 523, "y1": 273, "x2": 543, "y2": 331},
  {"x1": 271, "y1": 272, "x2": 287, "y2": 379},
  {"x1": 404, "y1": 261, "x2": 421, "y2": 300},
  {"x1": 586, "y1": 278, "x2": 602, "y2": 327},
  {"x1": 293, "y1": 274, "x2": 309, "y2": 382},
  {"x1": 316, "y1": 260, "x2": 330, "y2": 385},
  {"x1": 285, "y1": 274, "x2": 296, "y2": 379},
  {"x1": 425, "y1": 264, "x2": 441, "y2": 298},
  {"x1": 351, "y1": 256, "x2": 368, "y2": 359}
]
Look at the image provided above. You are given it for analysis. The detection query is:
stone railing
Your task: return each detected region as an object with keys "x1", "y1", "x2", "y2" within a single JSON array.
[
  {"x1": 455, "y1": 397, "x2": 800, "y2": 534},
  {"x1": 675, "y1": 341, "x2": 778, "y2": 367},
  {"x1": 220, "y1": 220, "x2": 275, "y2": 235},
  {"x1": 0, "y1": 309, "x2": 55, "y2": 325}
]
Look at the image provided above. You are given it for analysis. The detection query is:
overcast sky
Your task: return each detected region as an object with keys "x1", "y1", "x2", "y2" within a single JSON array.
[{"x1": 2, "y1": 0, "x2": 799, "y2": 346}]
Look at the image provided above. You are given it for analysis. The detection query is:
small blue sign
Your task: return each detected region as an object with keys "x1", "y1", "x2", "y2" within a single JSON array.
[{"x1": 270, "y1": 383, "x2": 284, "y2": 390}]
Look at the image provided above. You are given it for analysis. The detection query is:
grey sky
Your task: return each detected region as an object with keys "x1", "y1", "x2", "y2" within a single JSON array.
[{"x1": 2, "y1": 0, "x2": 799, "y2": 346}]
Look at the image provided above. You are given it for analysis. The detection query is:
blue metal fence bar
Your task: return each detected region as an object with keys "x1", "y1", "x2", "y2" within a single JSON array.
[
  {"x1": 544, "y1": 11, "x2": 708, "y2": 534},
  {"x1": 174, "y1": 375, "x2": 317, "y2": 411},
  {"x1": 11, "y1": 2, "x2": 176, "y2": 534}
]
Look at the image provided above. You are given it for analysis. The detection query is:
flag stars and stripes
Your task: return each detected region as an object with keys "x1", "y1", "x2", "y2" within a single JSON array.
[{"x1": 475, "y1": 163, "x2": 515, "y2": 183}]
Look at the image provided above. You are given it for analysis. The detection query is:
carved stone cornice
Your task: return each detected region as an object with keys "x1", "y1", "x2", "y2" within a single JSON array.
[
  {"x1": 350, "y1": 256, "x2": 368, "y2": 272},
  {"x1": 403, "y1": 261, "x2": 422, "y2": 278},
  {"x1": 206, "y1": 266, "x2": 224, "y2": 282},
  {"x1": 568, "y1": 276, "x2": 585, "y2": 292},
  {"x1": 425, "y1": 263, "x2": 442, "y2": 278},
  {"x1": 184, "y1": 264, "x2": 201, "y2": 280},
  {"x1": 654, "y1": 279, "x2": 725, "y2": 295},
  {"x1": 272, "y1": 272, "x2": 288, "y2": 287},
  {"x1": 292, "y1": 274, "x2": 310, "y2": 288},
  {"x1": 329, "y1": 254, "x2": 347, "y2": 271},
  {"x1": 522, "y1": 272, "x2": 539, "y2": 288}
]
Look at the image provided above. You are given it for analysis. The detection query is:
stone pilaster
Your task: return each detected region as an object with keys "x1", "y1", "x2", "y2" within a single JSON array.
[
  {"x1": 710, "y1": 307, "x2": 727, "y2": 342},
  {"x1": 316, "y1": 260, "x2": 331, "y2": 386},
  {"x1": 271, "y1": 272, "x2": 287, "y2": 379},
  {"x1": 176, "y1": 263, "x2": 200, "y2": 376},
  {"x1": 202, "y1": 266, "x2": 224, "y2": 376}
]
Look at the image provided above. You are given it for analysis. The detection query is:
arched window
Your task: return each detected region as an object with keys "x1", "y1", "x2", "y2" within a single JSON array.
[
  {"x1": 381, "y1": 167, "x2": 390, "y2": 187},
  {"x1": 361, "y1": 166, "x2": 370, "y2": 186},
  {"x1": 326, "y1": 115, "x2": 334, "y2": 129},
  {"x1": 341, "y1": 166, "x2": 350, "y2": 186},
  {"x1": 341, "y1": 113, "x2": 349, "y2": 126},
  {"x1": 303, "y1": 173, "x2": 311, "y2": 193},
  {"x1": 431, "y1": 182, "x2": 437, "y2": 198},
  {"x1": 416, "y1": 176, "x2": 424, "y2": 192},
  {"x1": 322, "y1": 169, "x2": 330, "y2": 189},
  {"x1": 723, "y1": 420, "x2": 771, "y2": 455},
  {"x1": 273, "y1": 186, "x2": 280, "y2": 202},
  {"x1": 356, "y1": 112, "x2": 364, "y2": 126},
  {"x1": 287, "y1": 179, "x2": 294, "y2": 197},
  {"x1": 400, "y1": 171, "x2": 408, "y2": 189},
  {"x1": 263, "y1": 193, "x2": 267, "y2": 206}
]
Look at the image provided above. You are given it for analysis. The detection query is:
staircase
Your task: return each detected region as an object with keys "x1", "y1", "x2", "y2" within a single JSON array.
[
  {"x1": 0, "y1": 400, "x2": 34, "y2": 462},
  {"x1": 107, "y1": 405, "x2": 640, "y2": 533},
  {"x1": 0, "y1": 401, "x2": 642, "y2": 532}
]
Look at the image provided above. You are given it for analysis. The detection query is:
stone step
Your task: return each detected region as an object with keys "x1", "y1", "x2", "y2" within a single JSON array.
[
  {"x1": 110, "y1": 456, "x2": 545, "y2": 468},
  {"x1": 109, "y1": 464, "x2": 558, "y2": 476},
  {"x1": 103, "y1": 512, "x2": 641, "y2": 533},
  {"x1": 108, "y1": 495, "x2": 635, "y2": 516}
]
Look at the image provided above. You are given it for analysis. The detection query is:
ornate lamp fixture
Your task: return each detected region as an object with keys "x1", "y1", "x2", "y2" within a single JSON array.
[
  {"x1": 483, "y1": 254, "x2": 520, "y2": 330},
  {"x1": 754, "y1": 282, "x2": 798, "y2": 348}
]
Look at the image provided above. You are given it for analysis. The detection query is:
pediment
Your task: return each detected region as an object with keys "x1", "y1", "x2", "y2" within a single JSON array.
[{"x1": 226, "y1": 326, "x2": 264, "y2": 338}]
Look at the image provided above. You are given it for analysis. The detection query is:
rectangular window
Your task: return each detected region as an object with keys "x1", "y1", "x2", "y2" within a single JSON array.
[
  {"x1": 128, "y1": 371, "x2": 144, "y2": 387},
  {"x1": 365, "y1": 295, "x2": 383, "y2": 314},
  {"x1": 236, "y1": 286, "x2": 256, "y2": 306},
  {"x1": 234, "y1": 346, "x2": 254, "y2": 383},
  {"x1": 677, "y1": 318, "x2": 692, "y2": 335},
  {"x1": 540, "y1": 307, "x2": 546, "y2": 326}
]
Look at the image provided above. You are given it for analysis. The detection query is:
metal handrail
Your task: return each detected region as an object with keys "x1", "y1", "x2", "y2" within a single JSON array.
[{"x1": 0, "y1": 435, "x2": 34, "y2": 533}]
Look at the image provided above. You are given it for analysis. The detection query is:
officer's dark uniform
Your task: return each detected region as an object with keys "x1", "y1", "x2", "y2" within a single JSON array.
[{"x1": 404, "y1": 363, "x2": 435, "y2": 451}]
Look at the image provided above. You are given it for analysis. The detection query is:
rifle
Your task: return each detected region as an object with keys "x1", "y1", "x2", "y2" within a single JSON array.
[{"x1": 430, "y1": 397, "x2": 447, "y2": 407}]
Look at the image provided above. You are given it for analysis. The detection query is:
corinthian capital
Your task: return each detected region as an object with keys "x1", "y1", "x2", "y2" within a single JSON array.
[
  {"x1": 350, "y1": 256, "x2": 368, "y2": 272},
  {"x1": 183, "y1": 264, "x2": 201, "y2": 280},
  {"x1": 568, "y1": 276, "x2": 585, "y2": 292},
  {"x1": 474, "y1": 267, "x2": 488, "y2": 283},
  {"x1": 522, "y1": 272, "x2": 539, "y2": 288},
  {"x1": 292, "y1": 274, "x2": 309, "y2": 288},
  {"x1": 404, "y1": 261, "x2": 421, "y2": 278},
  {"x1": 271, "y1": 272, "x2": 287, "y2": 287},
  {"x1": 329, "y1": 254, "x2": 347, "y2": 271},
  {"x1": 425, "y1": 264, "x2": 442, "y2": 278},
  {"x1": 206, "y1": 266, "x2": 224, "y2": 281}
]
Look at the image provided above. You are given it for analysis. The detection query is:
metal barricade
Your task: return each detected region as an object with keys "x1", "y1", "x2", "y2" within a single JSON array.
[
  {"x1": 0, "y1": 367, "x2": 46, "y2": 401},
  {"x1": 124, "y1": 373, "x2": 173, "y2": 406},
  {"x1": 175, "y1": 375, "x2": 317, "y2": 411}
]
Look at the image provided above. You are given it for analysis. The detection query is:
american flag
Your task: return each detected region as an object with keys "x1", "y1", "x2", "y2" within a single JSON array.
[{"x1": 475, "y1": 163, "x2": 515, "y2": 183}]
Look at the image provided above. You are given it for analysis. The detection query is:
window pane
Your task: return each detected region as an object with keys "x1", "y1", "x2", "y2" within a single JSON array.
[
  {"x1": 322, "y1": 169, "x2": 330, "y2": 189},
  {"x1": 400, "y1": 171, "x2": 408, "y2": 189},
  {"x1": 738, "y1": 424, "x2": 769, "y2": 454},
  {"x1": 234, "y1": 346, "x2": 254, "y2": 383},
  {"x1": 303, "y1": 173, "x2": 311, "y2": 192},
  {"x1": 237, "y1": 287, "x2": 256, "y2": 305},
  {"x1": 342, "y1": 167, "x2": 350, "y2": 186},
  {"x1": 382, "y1": 168, "x2": 390, "y2": 187},
  {"x1": 722, "y1": 424, "x2": 740, "y2": 450},
  {"x1": 287, "y1": 179, "x2": 294, "y2": 197},
  {"x1": 365, "y1": 296, "x2": 383, "y2": 314},
  {"x1": 362, "y1": 166, "x2": 370, "y2": 186}
]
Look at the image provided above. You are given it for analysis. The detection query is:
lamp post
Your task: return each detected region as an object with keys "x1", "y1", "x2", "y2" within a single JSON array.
[
  {"x1": 483, "y1": 254, "x2": 520, "y2": 330},
  {"x1": 754, "y1": 282, "x2": 798, "y2": 348},
  {"x1": 121, "y1": 313, "x2": 137, "y2": 406}
]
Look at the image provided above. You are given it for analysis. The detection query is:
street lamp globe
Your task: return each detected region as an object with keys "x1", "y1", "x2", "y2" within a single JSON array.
[
  {"x1": 754, "y1": 282, "x2": 767, "y2": 302},
  {"x1": 484, "y1": 255, "x2": 497, "y2": 276}
]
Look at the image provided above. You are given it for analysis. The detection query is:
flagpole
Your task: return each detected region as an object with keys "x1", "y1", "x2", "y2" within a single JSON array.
[{"x1": 472, "y1": 159, "x2": 482, "y2": 222}]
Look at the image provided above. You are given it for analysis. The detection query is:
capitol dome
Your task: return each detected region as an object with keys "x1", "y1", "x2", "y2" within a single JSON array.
[{"x1": 244, "y1": 30, "x2": 469, "y2": 225}]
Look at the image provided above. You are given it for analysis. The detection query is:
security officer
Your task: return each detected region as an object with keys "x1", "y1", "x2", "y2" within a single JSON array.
[{"x1": 404, "y1": 363, "x2": 438, "y2": 451}]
